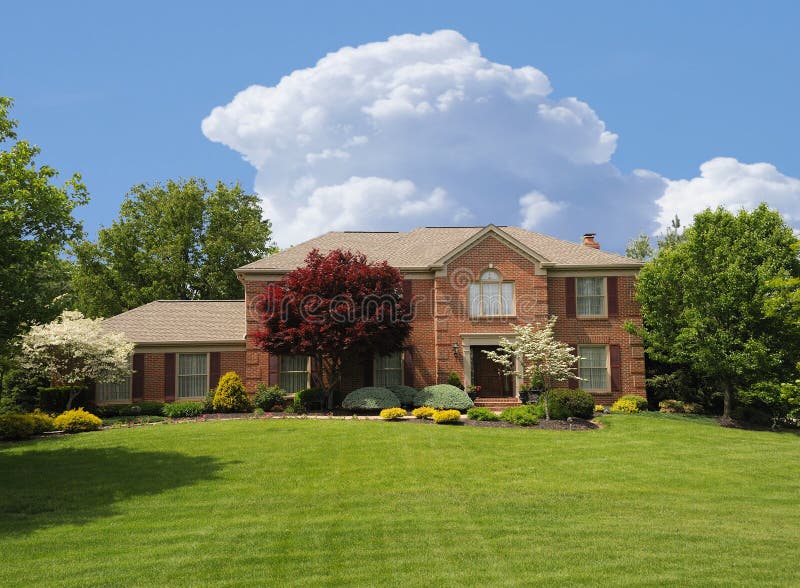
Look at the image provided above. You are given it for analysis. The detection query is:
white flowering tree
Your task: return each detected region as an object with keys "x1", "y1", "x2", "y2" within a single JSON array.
[
  {"x1": 20, "y1": 310, "x2": 134, "y2": 409},
  {"x1": 483, "y1": 316, "x2": 581, "y2": 420}
]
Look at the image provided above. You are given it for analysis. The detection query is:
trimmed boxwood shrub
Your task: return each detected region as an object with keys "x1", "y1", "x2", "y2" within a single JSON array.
[
  {"x1": 341, "y1": 387, "x2": 400, "y2": 411},
  {"x1": 93, "y1": 402, "x2": 164, "y2": 417},
  {"x1": 388, "y1": 385, "x2": 417, "y2": 407},
  {"x1": 294, "y1": 388, "x2": 324, "y2": 412},
  {"x1": 38, "y1": 386, "x2": 91, "y2": 413},
  {"x1": 500, "y1": 405, "x2": 539, "y2": 426},
  {"x1": 379, "y1": 407, "x2": 407, "y2": 420},
  {"x1": 162, "y1": 402, "x2": 205, "y2": 418},
  {"x1": 0, "y1": 413, "x2": 36, "y2": 440},
  {"x1": 412, "y1": 406, "x2": 435, "y2": 419},
  {"x1": 213, "y1": 372, "x2": 252, "y2": 413},
  {"x1": 254, "y1": 384, "x2": 285, "y2": 411},
  {"x1": 54, "y1": 408, "x2": 103, "y2": 433},
  {"x1": 467, "y1": 407, "x2": 500, "y2": 422},
  {"x1": 432, "y1": 409, "x2": 462, "y2": 424},
  {"x1": 413, "y1": 384, "x2": 474, "y2": 411},
  {"x1": 534, "y1": 388, "x2": 595, "y2": 420},
  {"x1": 611, "y1": 394, "x2": 648, "y2": 414},
  {"x1": 29, "y1": 409, "x2": 55, "y2": 434}
]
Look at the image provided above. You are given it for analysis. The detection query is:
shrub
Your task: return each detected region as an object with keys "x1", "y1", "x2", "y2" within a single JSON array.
[
  {"x1": 0, "y1": 413, "x2": 36, "y2": 439},
  {"x1": 213, "y1": 372, "x2": 252, "y2": 413},
  {"x1": 467, "y1": 407, "x2": 500, "y2": 422},
  {"x1": 38, "y1": 386, "x2": 91, "y2": 413},
  {"x1": 203, "y1": 388, "x2": 216, "y2": 413},
  {"x1": 388, "y1": 385, "x2": 417, "y2": 407},
  {"x1": 659, "y1": 399, "x2": 684, "y2": 413},
  {"x1": 412, "y1": 406, "x2": 435, "y2": 419},
  {"x1": 254, "y1": 384, "x2": 285, "y2": 411},
  {"x1": 92, "y1": 402, "x2": 164, "y2": 417},
  {"x1": 294, "y1": 388, "x2": 324, "y2": 412},
  {"x1": 2, "y1": 367, "x2": 48, "y2": 413},
  {"x1": 54, "y1": 408, "x2": 103, "y2": 433},
  {"x1": 379, "y1": 407, "x2": 407, "y2": 420},
  {"x1": 611, "y1": 395, "x2": 648, "y2": 414},
  {"x1": 253, "y1": 408, "x2": 265, "y2": 416},
  {"x1": 341, "y1": 387, "x2": 400, "y2": 411},
  {"x1": 29, "y1": 409, "x2": 55, "y2": 434},
  {"x1": 413, "y1": 384, "x2": 474, "y2": 411},
  {"x1": 162, "y1": 402, "x2": 205, "y2": 418},
  {"x1": 432, "y1": 409, "x2": 462, "y2": 424},
  {"x1": 533, "y1": 388, "x2": 595, "y2": 420},
  {"x1": 500, "y1": 405, "x2": 539, "y2": 426},
  {"x1": 447, "y1": 372, "x2": 463, "y2": 389},
  {"x1": 594, "y1": 404, "x2": 605, "y2": 413}
]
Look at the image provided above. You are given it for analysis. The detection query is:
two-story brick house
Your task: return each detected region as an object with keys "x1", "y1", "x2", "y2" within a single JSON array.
[{"x1": 100, "y1": 225, "x2": 645, "y2": 406}]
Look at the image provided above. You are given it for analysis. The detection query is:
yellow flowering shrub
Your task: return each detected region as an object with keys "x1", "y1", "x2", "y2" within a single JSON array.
[
  {"x1": 29, "y1": 409, "x2": 55, "y2": 434},
  {"x1": 594, "y1": 404, "x2": 605, "y2": 413},
  {"x1": 54, "y1": 408, "x2": 103, "y2": 433},
  {"x1": 412, "y1": 406, "x2": 435, "y2": 419},
  {"x1": 379, "y1": 407, "x2": 407, "y2": 420},
  {"x1": 432, "y1": 409, "x2": 462, "y2": 424},
  {"x1": 611, "y1": 394, "x2": 647, "y2": 414},
  {"x1": 213, "y1": 372, "x2": 252, "y2": 413}
]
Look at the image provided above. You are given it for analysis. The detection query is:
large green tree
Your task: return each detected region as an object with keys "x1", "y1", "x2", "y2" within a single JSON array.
[
  {"x1": 634, "y1": 204, "x2": 800, "y2": 419},
  {"x1": 72, "y1": 178, "x2": 276, "y2": 317},
  {"x1": 0, "y1": 97, "x2": 87, "y2": 359}
]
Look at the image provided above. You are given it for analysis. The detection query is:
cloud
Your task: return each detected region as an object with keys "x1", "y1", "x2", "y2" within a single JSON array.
[
  {"x1": 202, "y1": 30, "x2": 800, "y2": 251},
  {"x1": 655, "y1": 157, "x2": 800, "y2": 233}
]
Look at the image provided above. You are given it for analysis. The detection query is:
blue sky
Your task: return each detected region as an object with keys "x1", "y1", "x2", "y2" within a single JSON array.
[{"x1": 3, "y1": 1, "x2": 799, "y2": 252}]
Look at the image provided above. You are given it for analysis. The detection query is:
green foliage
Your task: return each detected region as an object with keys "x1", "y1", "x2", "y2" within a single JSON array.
[
  {"x1": 38, "y1": 386, "x2": 91, "y2": 414},
  {"x1": 611, "y1": 395, "x2": 648, "y2": 414},
  {"x1": 341, "y1": 387, "x2": 400, "y2": 411},
  {"x1": 739, "y1": 379, "x2": 800, "y2": 428},
  {"x1": 432, "y1": 409, "x2": 462, "y2": 424},
  {"x1": 412, "y1": 406, "x2": 435, "y2": 419},
  {"x1": 413, "y1": 384, "x2": 474, "y2": 410},
  {"x1": 254, "y1": 384, "x2": 285, "y2": 411},
  {"x1": 212, "y1": 372, "x2": 251, "y2": 413},
  {"x1": 293, "y1": 388, "x2": 323, "y2": 412},
  {"x1": 447, "y1": 372, "x2": 463, "y2": 389},
  {"x1": 379, "y1": 407, "x2": 407, "y2": 420},
  {"x1": 53, "y1": 408, "x2": 103, "y2": 433},
  {"x1": 387, "y1": 384, "x2": 417, "y2": 406},
  {"x1": 28, "y1": 409, "x2": 55, "y2": 434},
  {"x1": 659, "y1": 399, "x2": 703, "y2": 414},
  {"x1": 625, "y1": 233, "x2": 654, "y2": 261},
  {"x1": 71, "y1": 178, "x2": 276, "y2": 317},
  {"x1": 466, "y1": 407, "x2": 500, "y2": 422},
  {"x1": 162, "y1": 402, "x2": 206, "y2": 418},
  {"x1": 203, "y1": 388, "x2": 216, "y2": 413},
  {"x1": 0, "y1": 366, "x2": 48, "y2": 413},
  {"x1": 0, "y1": 97, "x2": 88, "y2": 356},
  {"x1": 92, "y1": 402, "x2": 164, "y2": 417},
  {"x1": 533, "y1": 388, "x2": 595, "y2": 420},
  {"x1": 500, "y1": 405, "x2": 539, "y2": 426},
  {"x1": 635, "y1": 205, "x2": 800, "y2": 418},
  {"x1": 0, "y1": 413, "x2": 36, "y2": 439}
]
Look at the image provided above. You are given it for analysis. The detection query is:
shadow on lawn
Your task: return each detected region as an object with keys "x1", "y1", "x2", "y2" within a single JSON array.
[{"x1": 0, "y1": 446, "x2": 226, "y2": 535}]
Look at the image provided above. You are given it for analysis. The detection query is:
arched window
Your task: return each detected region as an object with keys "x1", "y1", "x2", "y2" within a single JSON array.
[{"x1": 469, "y1": 269, "x2": 515, "y2": 317}]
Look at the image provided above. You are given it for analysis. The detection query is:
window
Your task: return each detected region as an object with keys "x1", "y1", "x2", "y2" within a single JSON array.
[
  {"x1": 469, "y1": 270, "x2": 515, "y2": 317},
  {"x1": 177, "y1": 353, "x2": 208, "y2": 399},
  {"x1": 280, "y1": 355, "x2": 309, "y2": 393},
  {"x1": 576, "y1": 277, "x2": 606, "y2": 317},
  {"x1": 374, "y1": 352, "x2": 403, "y2": 387},
  {"x1": 96, "y1": 376, "x2": 131, "y2": 403},
  {"x1": 578, "y1": 345, "x2": 609, "y2": 391}
]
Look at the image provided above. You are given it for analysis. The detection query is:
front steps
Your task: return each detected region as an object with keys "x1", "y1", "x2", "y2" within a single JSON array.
[{"x1": 473, "y1": 396, "x2": 521, "y2": 412}]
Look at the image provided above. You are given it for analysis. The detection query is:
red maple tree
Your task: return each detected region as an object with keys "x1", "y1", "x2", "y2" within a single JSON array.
[{"x1": 253, "y1": 249, "x2": 412, "y2": 408}]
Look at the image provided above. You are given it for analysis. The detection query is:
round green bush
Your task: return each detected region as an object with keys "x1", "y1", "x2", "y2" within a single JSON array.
[
  {"x1": 0, "y1": 413, "x2": 36, "y2": 440},
  {"x1": 254, "y1": 384, "x2": 285, "y2": 411},
  {"x1": 534, "y1": 388, "x2": 595, "y2": 420},
  {"x1": 500, "y1": 405, "x2": 539, "y2": 426},
  {"x1": 213, "y1": 372, "x2": 252, "y2": 413},
  {"x1": 341, "y1": 387, "x2": 400, "y2": 411},
  {"x1": 388, "y1": 385, "x2": 417, "y2": 406},
  {"x1": 53, "y1": 408, "x2": 103, "y2": 433},
  {"x1": 467, "y1": 407, "x2": 500, "y2": 422},
  {"x1": 413, "y1": 384, "x2": 474, "y2": 411}
]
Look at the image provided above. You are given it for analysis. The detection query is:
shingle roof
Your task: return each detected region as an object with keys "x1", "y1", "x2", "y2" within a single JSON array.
[
  {"x1": 101, "y1": 300, "x2": 246, "y2": 344},
  {"x1": 237, "y1": 225, "x2": 641, "y2": 272}
]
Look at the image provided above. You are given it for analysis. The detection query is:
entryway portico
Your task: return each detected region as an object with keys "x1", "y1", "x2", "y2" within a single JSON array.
[{"x1": 460, "y1": 333, "x2": 523, "y2": 399}]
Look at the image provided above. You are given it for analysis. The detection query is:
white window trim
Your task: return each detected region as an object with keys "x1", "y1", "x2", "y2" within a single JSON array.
[
  {"x1": 176, "y1": 352, "x2": 210, "y2": 400},
  {"x1": 280, "y1": 355, "x2": 311, "y2": 392},
  {"x1": 576, "y1": 277, "x2": 608, "y2": 318},
  {"x1": 373, "y1": 351, "x2": 404, "y2": 386},
  {"x1": 577, "y1": 345, "x2": 611, "y2": 392},
  {"x1": 470, "y1": 270, "x2": 516, "y2": 318}
]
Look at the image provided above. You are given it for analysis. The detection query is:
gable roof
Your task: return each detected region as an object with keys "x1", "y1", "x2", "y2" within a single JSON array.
[
  {"x1": 237, "y1": 225, "x2": 642, "y2": 273},
  {"x1": 101, "y1": 300, "x2": 246, "y2": 344}
]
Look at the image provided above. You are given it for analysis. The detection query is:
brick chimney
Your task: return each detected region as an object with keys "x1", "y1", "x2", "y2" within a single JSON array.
[{"x1": 582, "y1": 233, "x2": 600, "y2": 249}]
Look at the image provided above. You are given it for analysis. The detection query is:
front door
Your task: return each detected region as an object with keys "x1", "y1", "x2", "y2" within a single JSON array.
[{"x1": 471, "y1": 346, "x2": 514, "y2": 397}]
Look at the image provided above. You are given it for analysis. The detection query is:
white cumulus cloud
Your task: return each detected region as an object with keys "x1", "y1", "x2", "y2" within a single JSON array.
[{"x1": 202, "y1": 30, "x2": 800, "y2": 250}]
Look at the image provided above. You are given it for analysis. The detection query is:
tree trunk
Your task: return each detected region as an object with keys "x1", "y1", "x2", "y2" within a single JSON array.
[
  {"x1": 66, "y1": 388, "x2": 80, "y2": 411},
  {"x1": 722, "y1": 380, "x2": 733, "y2": 420},
  {"x1": 543, "y1": 389, "x2": 550, "y2": 421}
]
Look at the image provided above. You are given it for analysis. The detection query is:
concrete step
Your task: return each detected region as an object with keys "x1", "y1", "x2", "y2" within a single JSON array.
[{"x1": 474, "y1": 397, "x2": 521, "y2": 411}]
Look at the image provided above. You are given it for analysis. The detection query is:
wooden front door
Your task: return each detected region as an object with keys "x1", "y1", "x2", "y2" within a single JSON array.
[{"x1": 471, "y1": 346, "x2": 514, "y2": 397}]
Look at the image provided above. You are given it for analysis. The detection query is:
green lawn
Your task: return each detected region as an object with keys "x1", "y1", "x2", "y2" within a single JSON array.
[{"x1": 1, "y1": 414, "x2": 798, "y2": 587}]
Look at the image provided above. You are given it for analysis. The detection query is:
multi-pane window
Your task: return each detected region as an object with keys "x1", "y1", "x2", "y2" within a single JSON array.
[
  {"x1": 576, "y1": 277, "x2": 606, "y2": 317},
  {"x1": 96, "y1": 376, "x2": 131, "y2": 403},
  {"x1": 578, "y1": 345, "x2": 609, "y2": 390},
  {"x1": 469, "y1": 270, "x2": 515, "y2": 317},
  {"x1": 177, "y1": 353, "x2": 208, "y2": 399},
  {"x1": 374, "y1": 352, "x2": 403, "y2": 387},
  {"x1": 280, "y1": 355, "x2": 309, "y2": 393}
]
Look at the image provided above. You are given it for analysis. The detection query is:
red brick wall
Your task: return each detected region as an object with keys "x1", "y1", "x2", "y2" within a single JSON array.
[
  {"x1": 244, "y1": 280, "x2": 271, "y2": 393},
  {"x1": 548, "y1": 275, "x2": 646, "y2": 402}
]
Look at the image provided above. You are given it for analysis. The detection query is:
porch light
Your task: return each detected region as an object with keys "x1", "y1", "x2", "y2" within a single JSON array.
[{"x1": 452, "y1": 342, "x2": 460, "y2": 358}]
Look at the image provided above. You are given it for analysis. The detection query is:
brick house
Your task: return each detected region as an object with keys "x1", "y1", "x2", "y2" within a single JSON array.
[{"x1": 100, "y1": 225, "x2": 645, "y2": 406}]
